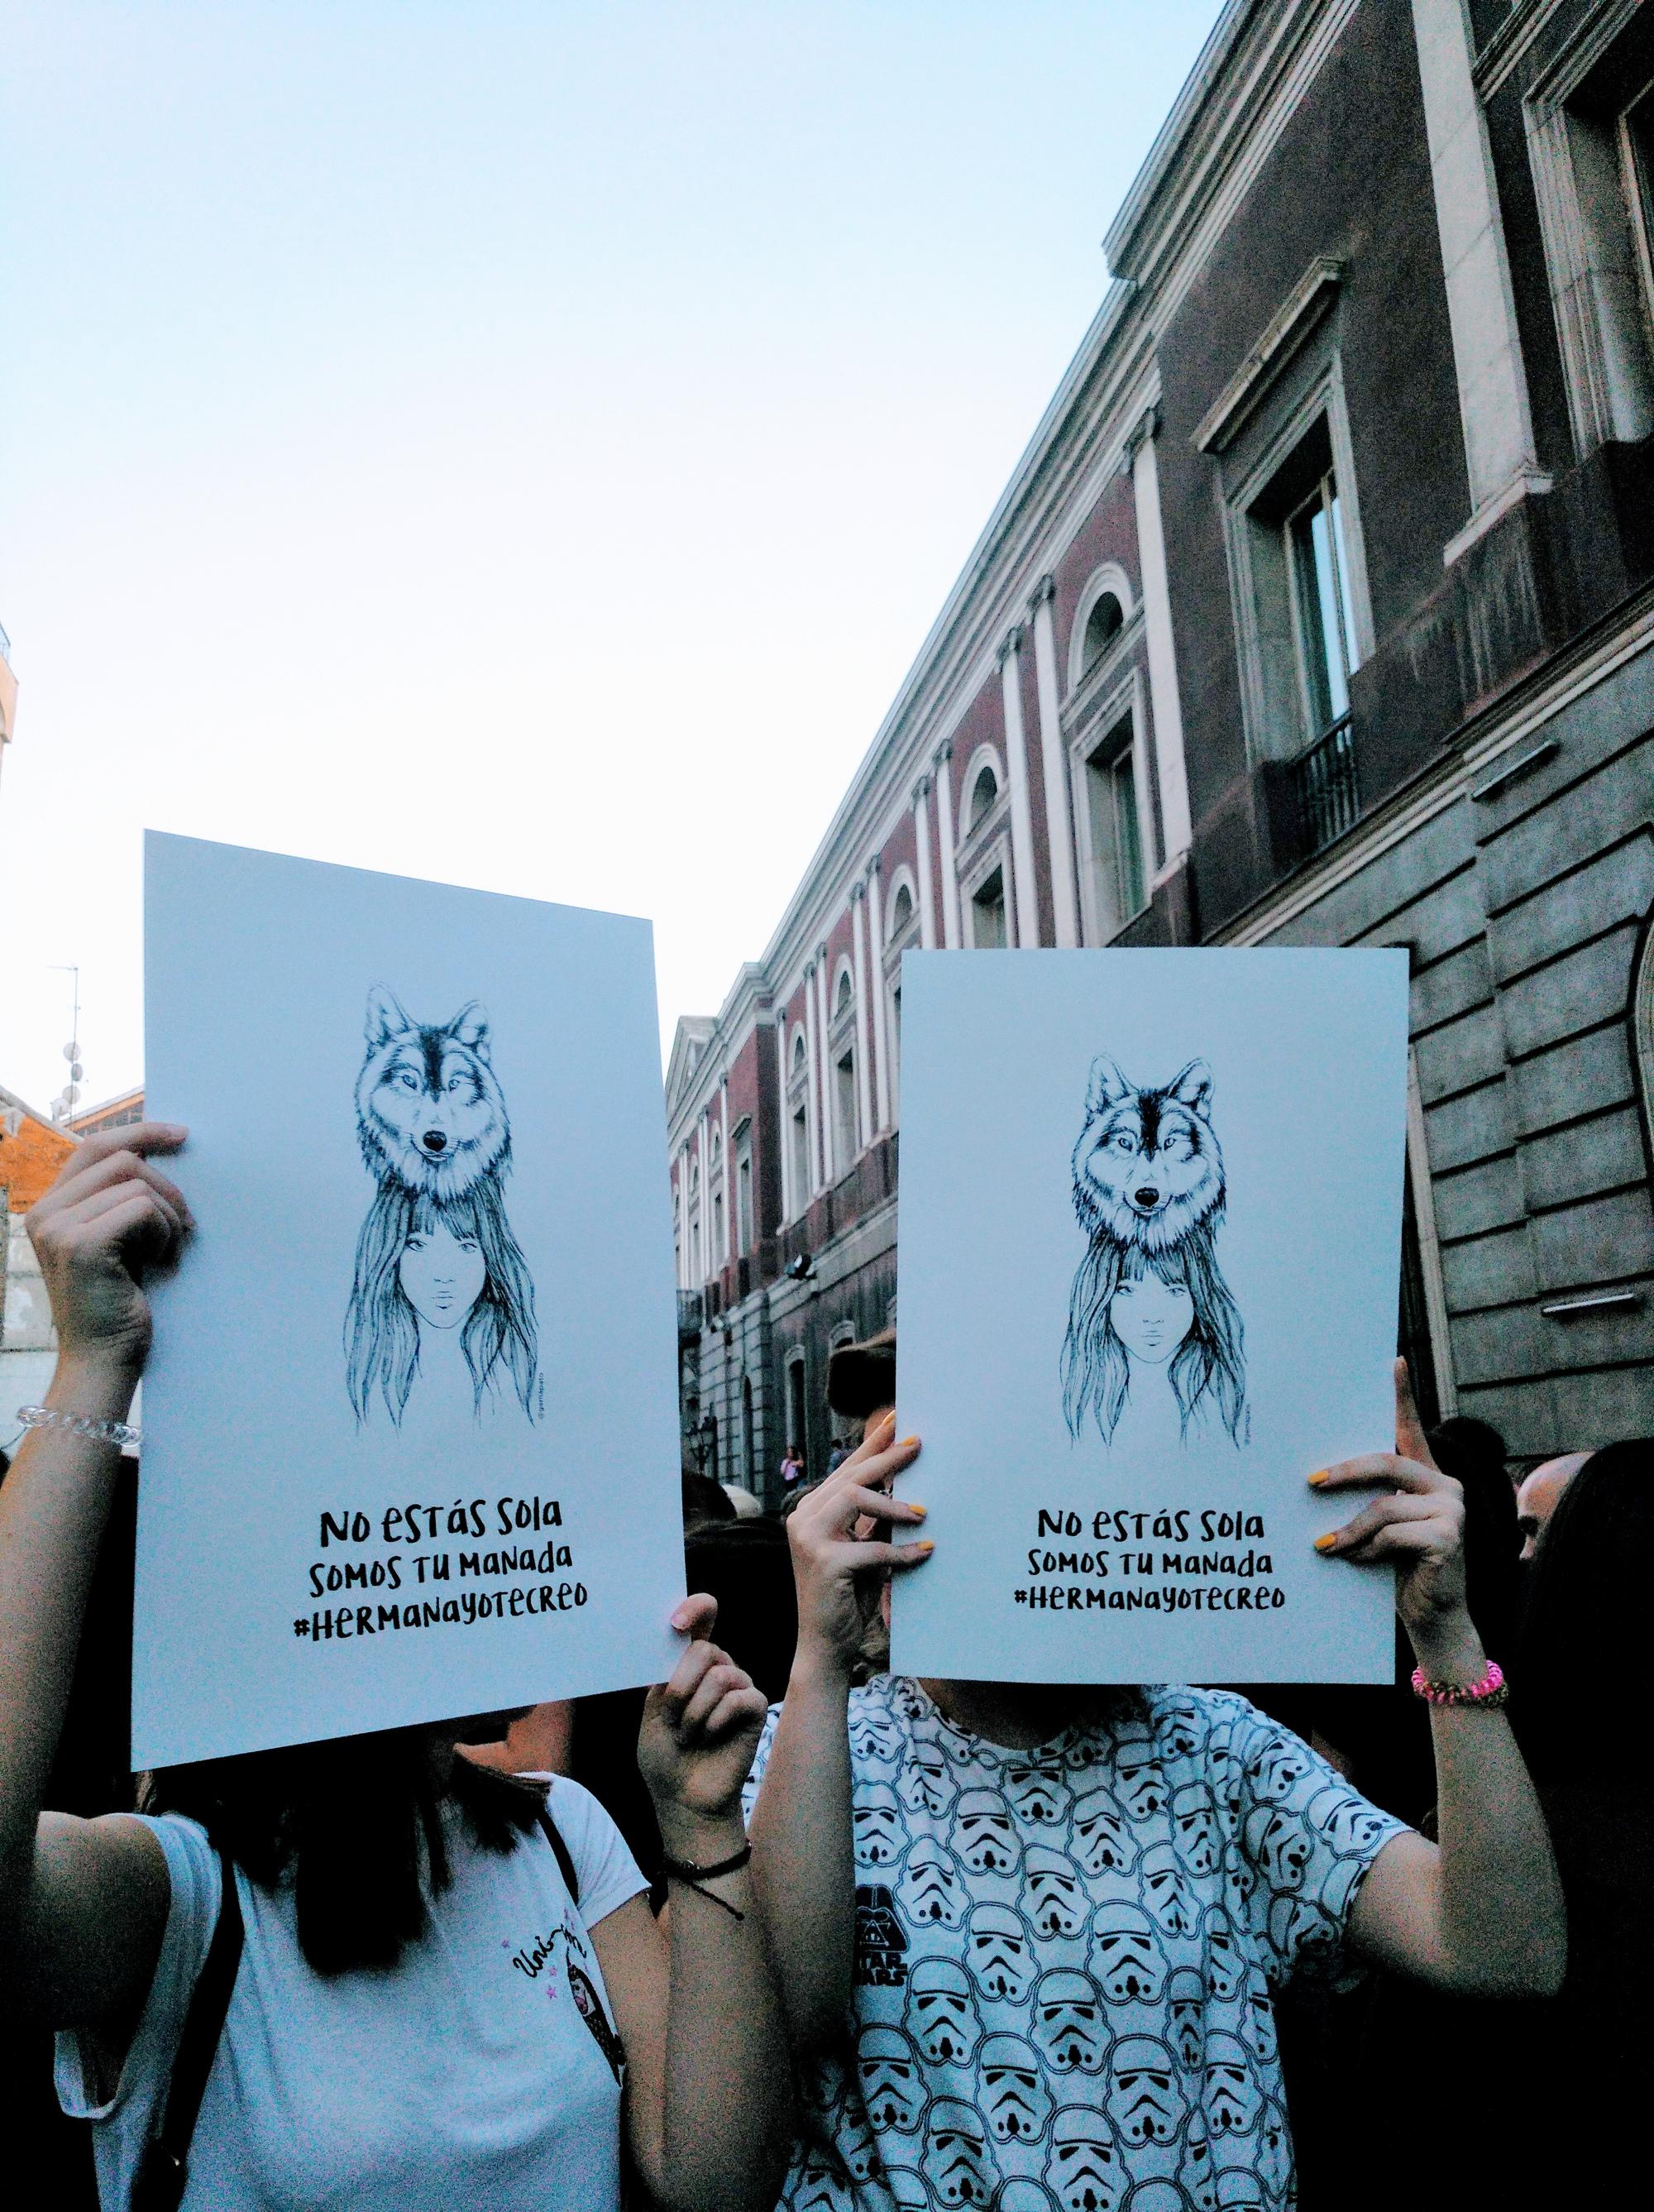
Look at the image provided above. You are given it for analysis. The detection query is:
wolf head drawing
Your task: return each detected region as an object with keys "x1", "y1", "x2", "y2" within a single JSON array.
[
  {"x1": 355, "y1": 986, "x2": 511, "y2": 1204},
  {"x1": 1071, "y1": 1056, "x2": 1224, "y2": 1257}
]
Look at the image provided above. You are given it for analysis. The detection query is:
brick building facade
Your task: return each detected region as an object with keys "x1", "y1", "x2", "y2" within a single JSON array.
[{"x1": 668, "y1": 0, "x2": 1654, "y2": 1500}]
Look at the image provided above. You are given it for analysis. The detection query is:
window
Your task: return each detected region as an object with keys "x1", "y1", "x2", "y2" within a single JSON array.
[
  {"x1": 970, "y1": 868, "x2": 1008, "y2": 949},
  {"x1": 1082, "y1": 716, "x2": 1146, "y2": 936},
  {"x1": 789, "y1": 1033, "x2": 811, "y2": 1202},
  {"x1": 834, "y1": 1049, "x2": 857, "y2": 1166},
  {"x1": 1527, "y1": 9, "x2": 1654, "y2": 453},
  {"x1": 968, "y1": 765, "x2": 998, "y2": 833},
  {"x1": 742, "y1": 1374, "x2": 756, "y2": 1484},
  {"x1": 1080, "y1": 591, "x2": 1123, "y2": 674},
  {"x1": 734, "y1": 1127, "x2": 753, "y2": 1254},
  {"x1": 711, "y1": 1188, "x2": 725, "y2": 1269},
  {"x1": 835, "y1": 967, "x2": 853, "y2": 1018},
  {"x1": 786, "y1": 1356, "x2": 807, "y2": 1466},
  {"x1": 1286, "y1": 462, "x2": 1360, "y2": 744},
  {"x1": 887, "y1": 984, "x2": 901, "y2": 1113},
  {"x1": 891, "y1": 882, "x2": 914, "y2": 938}
]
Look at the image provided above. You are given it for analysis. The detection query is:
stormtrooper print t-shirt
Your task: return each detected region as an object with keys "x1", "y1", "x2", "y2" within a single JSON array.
[{"x1": 742, "y1": 1676, "x2": 1406, "y2": 2212}]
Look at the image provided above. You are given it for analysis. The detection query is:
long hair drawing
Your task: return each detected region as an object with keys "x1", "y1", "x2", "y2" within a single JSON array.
[
  {"x1": 345, "y1": 1181, "x2": 540, "y2": 1424},
  {"x1": 1062, "y1": 1232, "x2": 1248, "y2": 1446}
]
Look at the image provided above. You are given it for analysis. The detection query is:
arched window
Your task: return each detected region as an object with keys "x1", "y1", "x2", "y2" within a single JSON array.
[
  {"x1": 1081, "y1": 591, "x2": 1124, "y2": 673},
  {"x1": 968, "y1": 764, "x2": 998, "y2": 831},
  {"x1": 892, "y1": 882, "x2": 914, "y2": 936},
  {"x1": 791, "y1": 1032, "x2": 807, "y2": 1075},
  {"x1": 836, "y1": 966, "x2": 853, "y2": 1017}
]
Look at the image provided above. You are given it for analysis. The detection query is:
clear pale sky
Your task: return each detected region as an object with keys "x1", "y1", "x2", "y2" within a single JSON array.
[{"x1": 1, "y1": 1, "x2": 1224, "y2": 1112}]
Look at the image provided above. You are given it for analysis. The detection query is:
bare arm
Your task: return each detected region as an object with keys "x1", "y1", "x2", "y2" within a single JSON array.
[
  {"x1": 748, "y1": 1419, "x2": 928, "y2": 2055},
  {"x1": 0, "y1": 1128, "x2": 193, "y2": 2032},
  {"x1": 1323, "y1": 1364, "x2": 1566, "y2": 1997},
  {"x1": 595, "y1": 1597, "x2": 790, "y2": 2212}
]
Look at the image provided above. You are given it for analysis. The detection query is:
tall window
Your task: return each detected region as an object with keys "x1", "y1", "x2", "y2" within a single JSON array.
[
  {"x1": 735, "y1": 1128, "x2": 753, "y2": 1254},
  {"x1": 1286, "y1": 464, "x2": 1360, "y2": 745},
  {"x1": 1082, "y1": 716, "x2": 1145, "y2": 936},
  {"x1": 891, "y1": 882, "x2": 914, "y2": 938},
  {"x1": 711, "y1": 1188, "x2": 724, "y2": 1270},
  {"x1": 834, "y1": 1050, "x2": 857, "y2": 1166},
  {"x1": 970, "y1": 868, "x2": 1008, "y2": 949},
  {"x1": 835, "y1": 968, "x2": 853, "y2": 1019},
  {"x1": 1080, "y1": 591, "x2": 1123, "y2": 676},
  {"x1": 786, "y1": 1356, "x2": 807, "y2": 1464},
  {"x1": 789, "y1": 1034, "x2": 811, "y2": 1203},
  {"x1": 887, "y1": 984, "x2": 901, "y2": 1113},
  {"x1": 968, "y1": 765, "x2": 998, "y2": 832},
  {"x1": 742, "y1": 1374, "x2": 756, "y2": 1485}
]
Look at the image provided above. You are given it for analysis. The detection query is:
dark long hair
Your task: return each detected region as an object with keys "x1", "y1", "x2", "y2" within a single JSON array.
[
  {"x1": 142, "y1": 1731, "x2": 544, "y2": 1975},
  {"x1": 1513, "y1": 1439, "x2": 1654, "y2": 1781},
  {"x1": 345, "y1": 1182, "x2": 539, "y2": 1423},
  {"x1": 1063, "y1": 1229, "x2": 1248, "y2": 1446}
]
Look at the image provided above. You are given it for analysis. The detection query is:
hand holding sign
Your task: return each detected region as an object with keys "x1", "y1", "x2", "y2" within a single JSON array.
[
  {"x1": 783, "y1": 1415, "x2": 929, "y2": 1683},
  {"x1": 1311, "y1": 1359, "x2": 1481, "y2": 1680},
  {"x1": 26, "y1": 1123, "x2": 194, "y2": 1378},
  {"x1": 640, "y1": 1597, "x2": 770, "y2": 1855}
]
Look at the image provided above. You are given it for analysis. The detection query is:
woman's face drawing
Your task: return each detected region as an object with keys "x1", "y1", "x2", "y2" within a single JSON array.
[
  {"x1": 1110, "y1": 1267, "x2": 1194, "y2": 1365},
  {"x1": 399, "y1": 1220, "x2": 485, "y2": 1330}
]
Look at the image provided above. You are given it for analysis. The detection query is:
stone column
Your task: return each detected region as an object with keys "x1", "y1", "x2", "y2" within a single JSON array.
[
  {"x1": 1029, "y1": 574, "x2": 1080, "y2": 946},
  {"x1": 1410, "y1": 0, "x2": 1542, "y2": 519},
  {"x1": 815, "y1": 947, "x2": 835, "y2": 1189},
  {"x1": 803, "y1": 962, "x2": 825, "y2": 1197},
  {"x1": 776, "y1": 1014, "x2": 793, "y2": 1225},
  {"x1": 997, "y1": 625, "x2": 1042, "y2": 948},
  {"x1": 935, "y1": 739, "x2": 963, "y2": 948},
  {"x1": 866, "y1": 857, "x2": 892, "y2": 1132},
  {"x1": 1127, "y1": 408, "x2": 1193, "y2": 868},
  {"x1": 912, "y1": 776, "x2": 939, "y2": 950},
  {"x1": 849, "y1": 884, "x2": 874, "y2": 1151}
]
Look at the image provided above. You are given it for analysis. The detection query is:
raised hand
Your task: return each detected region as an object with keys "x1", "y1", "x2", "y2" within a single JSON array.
[
  {"x1": 638, "y1": 1596, "x2": 771, "y2": 1855},
  {"x1": 1310, "y1": 1359, "x2": 1480, "y2": 1678},
  {"x1": 26, "y1": 1124, "x2": 193, "y2": 1377},
  {"x1": 783, "y1": 1413, "x2": 930, "y2": 1680}
]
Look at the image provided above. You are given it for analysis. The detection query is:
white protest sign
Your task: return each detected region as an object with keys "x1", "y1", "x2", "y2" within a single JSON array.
[
  {"x1": 890, "y1": 949, "x2": 1411, "y2": 1686},
  {"x1": 134, "y1": 833, "x2": 683, "y2": 1765}
]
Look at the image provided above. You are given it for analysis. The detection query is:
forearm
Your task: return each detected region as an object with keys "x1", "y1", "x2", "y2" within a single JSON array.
[
  {"x1": 0, "y1": 1357, "x2": 136, "y2": 1905},
  {"x1": 1418, "y1": 1621, "x2": 1566, "y2": 1996},
  {"x1": 748, "y1": 1654, "x2": 856, "y2": 2053},
  {"x1": 656, "y1": 1826, "x2": 791, "y2": 2212}
]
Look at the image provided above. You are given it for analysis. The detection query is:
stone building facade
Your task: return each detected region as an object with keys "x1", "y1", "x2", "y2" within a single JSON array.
[{"x1": 667, "y1": 0, "x2": 1654, "y2": 1501}]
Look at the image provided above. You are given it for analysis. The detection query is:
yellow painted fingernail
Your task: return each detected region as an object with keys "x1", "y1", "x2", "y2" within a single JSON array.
[
  {"x1": 1307, "y1": 1470, "x2": 1329, "y2": 1487},
  {"x1": 1312, "y1": 1532, "x2": 1336, "y2": 1552},
  {"x1": 900, "y1": 1435, "x2": 920, "y2": 1449},
  {"x1": 908, "y1": 1504, "x2": 927, "y2": 1520},
  {"x1": 915, "y1": 1539, "x2": 935, "y2": 1554}
]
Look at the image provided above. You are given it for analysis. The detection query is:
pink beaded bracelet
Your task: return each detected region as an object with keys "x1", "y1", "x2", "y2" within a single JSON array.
[{"x1": 1410, "y1": 1659, "x2": 1508, "y2": 1708}]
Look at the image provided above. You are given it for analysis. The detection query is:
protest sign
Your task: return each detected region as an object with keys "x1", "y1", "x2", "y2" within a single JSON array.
[
  {"x1": 134, "y1": 833, "x2": 683, "y2": 1765},
  {"x1": 890, "y1": 948, "x2": 1411, "y2": 1685}
]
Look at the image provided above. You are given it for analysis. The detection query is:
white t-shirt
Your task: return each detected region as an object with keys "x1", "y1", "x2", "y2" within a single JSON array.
[
  {"x1": 743, "y1": 1676, "x2": 1406, "y2": 2212},
  {"x1": 57, "y1": 1774, "x2": 646, "y2": 2212}
]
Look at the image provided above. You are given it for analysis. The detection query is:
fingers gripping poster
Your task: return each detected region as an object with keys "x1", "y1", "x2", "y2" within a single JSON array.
[
  {"x1": 890, "y1": 950, "x2": 1411, "y2": 1686},
  {"x1": 135, "y1": 834, "x2": 683, "y2": 1765}
]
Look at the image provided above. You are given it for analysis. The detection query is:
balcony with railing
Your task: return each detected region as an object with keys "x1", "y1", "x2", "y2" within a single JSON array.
[{"x1": 1288, "y1": 712, "x2": 1357, "y2": 858}]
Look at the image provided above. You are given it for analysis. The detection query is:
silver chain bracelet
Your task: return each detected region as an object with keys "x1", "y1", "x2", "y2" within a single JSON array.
[{"x1": 15, "y1": 1404, "x2": 141, "y2": 1451}]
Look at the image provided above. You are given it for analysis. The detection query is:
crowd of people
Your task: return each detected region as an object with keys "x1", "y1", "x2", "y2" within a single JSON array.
[{"x1": 1, "y1": 1124, "x2": 1647, "y2": 2210}]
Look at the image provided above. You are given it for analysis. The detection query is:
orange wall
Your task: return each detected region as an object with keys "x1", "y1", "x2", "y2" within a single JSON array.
[{"x1": 0, "y1": 1114, "x2": 76, "y2": 1212}]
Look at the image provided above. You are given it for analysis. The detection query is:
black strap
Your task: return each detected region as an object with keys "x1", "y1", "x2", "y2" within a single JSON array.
[
  {"x1": 537, "y1": 1807, "x2": 580, "y2": 1906},
  {"x1": 131, "y1": 1846, "x2": 244, "y2": 2212}
]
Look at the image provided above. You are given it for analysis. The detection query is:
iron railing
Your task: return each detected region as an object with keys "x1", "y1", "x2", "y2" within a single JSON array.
[{"x1": 1289, "y1": 713, "x2": 1358, "y2": 857}]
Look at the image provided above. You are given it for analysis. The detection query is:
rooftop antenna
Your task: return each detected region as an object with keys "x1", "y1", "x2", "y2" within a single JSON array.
[{"x1": 50, "y1": 964, "x2": 83, "y2": 1124}]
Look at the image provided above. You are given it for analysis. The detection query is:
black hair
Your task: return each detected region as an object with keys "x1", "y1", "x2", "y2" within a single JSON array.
[
  {"x1": 143, "y1": 1730, "x2": 544, "y2": 1975},
  {"x1": 683, "y1": 1516, "x2": 799, "y2": 1705},
  {"x1": 1513, "y1": 1438, "x2": 1654, "y2": 1779},
  {"x1": 681, "y1": 1466, "x2": 736, "y2": 1526}
]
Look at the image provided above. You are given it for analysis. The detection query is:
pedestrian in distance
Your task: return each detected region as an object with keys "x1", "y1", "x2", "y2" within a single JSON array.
[{"x1": 0, "y1": 1126, "x2": 790, "y2": 2212}]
